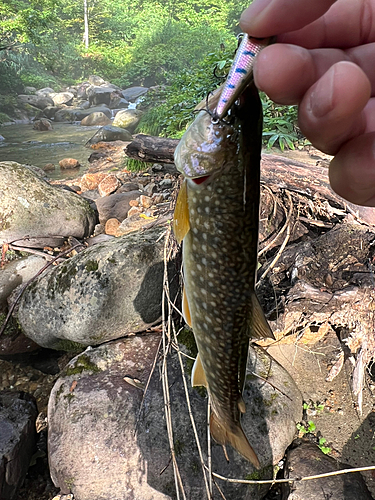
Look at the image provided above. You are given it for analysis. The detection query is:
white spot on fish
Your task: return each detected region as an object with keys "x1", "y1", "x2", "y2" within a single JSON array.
[
  {"x1": 193, "y1": 227, "x2": 198, "y2": 234},
  {"x1": 202, "y1": 257, "x2": 207, "y2": 265},
  {"x1": 204, "y1": 196, "x2": 210, "y2": 202},
  {"x1": 202, "y1": 233, "x2": 207, "y2": 240},
  {"x1": 197, "y1": 264, "x2": 202, "y2": 271},
  {"x1": 205, "y1": 207, "x2": 210, "y2": 214}
]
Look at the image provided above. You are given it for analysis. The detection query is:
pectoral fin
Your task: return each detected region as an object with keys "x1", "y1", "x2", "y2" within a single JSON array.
[
  {"x1": 209, "y1": 411, "x2": 260, "y2": 469},
  {"x1": 191, "y1": 353, "x2": 208, "y2": 388},
  {"x1": 250, "y1": 293, "x2": 275, "y2": 340},
  {"x1": 173, "y1": 179, "x2": 190, "y2": 244}
]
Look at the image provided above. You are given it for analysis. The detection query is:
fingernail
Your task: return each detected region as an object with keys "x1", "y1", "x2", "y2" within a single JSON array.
[
  {"x1": 310, "y1": 67, "x2": 335, "y2": 118},
  {"x1": 240, "y1": 0, "x2": 273, "y2": 31}
]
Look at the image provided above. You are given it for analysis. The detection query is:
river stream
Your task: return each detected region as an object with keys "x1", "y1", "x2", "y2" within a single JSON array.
[{"x1": 0, "y1": 123, "x2": 101, "y2": 180}]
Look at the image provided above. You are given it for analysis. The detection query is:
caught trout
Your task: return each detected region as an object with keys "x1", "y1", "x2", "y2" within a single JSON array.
[{"x1": 173, "y1": 50, "x2": 274, "y2": 467}]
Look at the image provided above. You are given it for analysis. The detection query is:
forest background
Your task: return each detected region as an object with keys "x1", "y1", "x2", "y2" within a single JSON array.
[{"x1": 0, "y1": 0, "x2": 299, "y2": 148}]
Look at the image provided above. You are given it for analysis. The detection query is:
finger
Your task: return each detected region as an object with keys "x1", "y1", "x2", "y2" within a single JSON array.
[
  {"x1": 253, "y1": 43, "x2": 375, "y2": 104},
  {"x1": 329, "y1": 132, "x2": 375, "y2": 206},
  {"x1": 240, "y1": 0, "x2": 336, "y2": 38},
  {"x1": 298, "y1": 61, "x2": 371, "y2": 155}
]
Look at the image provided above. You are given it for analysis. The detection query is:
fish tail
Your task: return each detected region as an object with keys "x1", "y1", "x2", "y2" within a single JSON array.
[{"x1": 209, "y1": 411, "x2": 260, "y2": 469}]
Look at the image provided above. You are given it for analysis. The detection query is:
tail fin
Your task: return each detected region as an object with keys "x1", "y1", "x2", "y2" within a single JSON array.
[{"x1": 210, "y1": 411, "x2": 260, "y2": 469}]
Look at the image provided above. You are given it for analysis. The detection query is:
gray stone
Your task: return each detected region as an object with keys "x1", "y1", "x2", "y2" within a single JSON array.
[
  {"x1": 35, "y1": 87, "x2": 55, "y2": 96},
  {"x1": 0, "y1": 162, "x2": 96, "y2": 247},
  {"x1": 112, "y1": 108, "x2": 142, "y2": 132},
  {"x1": 88, "y1": 75, "x2": 106, "y2": 86},
  {"x1": 283, "y1": 441, "x2": 373, "y2": 499},
  {"x1": 121, "y1": 86, "x2": 149, "y2": 102},
  {"x1": 24, "y1": 86, "x2": 36, "y2": 95},
  {"x1": 48, "y1": 334, "x2": 301, "y2": 499},
  {"x1": 32, "y1": 118, "x2": 53, "y2": 131},
  {"x1": 54, "y1": 106, "x2": 111, "y2": 123},
  {"x1": 0, "y1": 391, "x2": 38, "y2": 500},
  {"x1": 17, "y1": 95, "x2": 54, "y2": 110},
  {"x1": 109, "y1": 96, "x2": 129, "y2": 109},
  {"x1": 86, "y1": 125, "x2": 132, "y2": 145},
  {"x1": 95, "y1": 190, "x2": 142, "y2": 224},
  {"x1": 18, "y1": 227, "x2": 178, "y2": 349},
  {"x1": 87, "y1": 86, "x2": 113, "y2": 106}
]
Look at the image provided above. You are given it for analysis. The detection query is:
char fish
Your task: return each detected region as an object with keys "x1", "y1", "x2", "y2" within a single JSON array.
[{"x1": 173, "y1": 74, "x2": 274, "y2": 467}]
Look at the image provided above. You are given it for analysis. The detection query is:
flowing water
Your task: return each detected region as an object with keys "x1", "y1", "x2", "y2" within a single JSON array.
[{"x1": 0, "y1": 122, "x2": 101, "y2": 180}]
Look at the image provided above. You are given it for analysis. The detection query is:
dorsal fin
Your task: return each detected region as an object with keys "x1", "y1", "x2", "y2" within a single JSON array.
[{"x1": 173, "y1": 179, "x2": 190, "y2": 243}]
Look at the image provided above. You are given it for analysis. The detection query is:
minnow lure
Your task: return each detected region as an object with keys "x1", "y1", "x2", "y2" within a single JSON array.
[{"x1": 215, "y1": 34, "x2": 273, "y2": 120}]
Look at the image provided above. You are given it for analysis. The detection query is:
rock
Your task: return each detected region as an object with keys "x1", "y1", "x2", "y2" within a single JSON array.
[
  {"x1": 87, "y1": 86, "x2": 113, "y2": 107},
  {"x1": 35, "y1": 87, "x2": 55, "y2": 96},
  {"x1": 121, "y1": 86, "x2": 149, "y2": 102},
  {"x1": 53, "y1": 108, "x2": 76, "y2": 122},
  {"x1": 104, "y1": 218, "x2": 120, "y2": 235},
  {"x1": 43, "y1": 106, "x2": 59, "y2": 119},
  {"x1": 80, "y1": 172, "x2": 108, "y2": 191},
  {"x1": 88, "y1": 75, "x2": 106, "y2": 86},
  {"x1": 129, "y1": 199, "x2": 139, "y2": 207},
  {"x1": 88, "y1": 151, "x2": 107, "y2": 163},
  {"x1": 0, "y1": 391, "x2": 38, "y2": 500},
  {"x1": 127, "y1": 206, "x2": 142, "y2": 217},
  {"x1": 0, "y1": 162, "x2": 96, "y2": 247},
  {"x1": 80, "y1": 112, "x2": 112, "y2": 126},
  {"x1": 0, "y1": 255, "x2": 47, "y2": 308},
  {"x1": 112, "y1": 108, "x2": 143, "y2": 132},
  {"x1": 48, "y1": 334, "x2": 301, "y2": 499},
  {"x1": 95, "y1": 191, "x2": 142, "y2": 224},
  {"x1": 115, "y1": 214, "x2": 151, "y2": 236},
  {"x1": 17, "y1": 95, "x2": 54, "y2": 110},
  {"x1": 159, "y1": 178, "x2": 173, "y2": 189},
  {"x1": 86, "y1": 125, "x2": 133, "y2": 145},
  {"x1": 18, "y1": 227, "x2": 178, "y2": 349},
  {"x1": 54, "y1": 106, "x2": 111, "y2": 123},
  {"x1": 59, "y1": 158, "x2": 80, "y2": 169},
  {"x1": 109, "y1": 96, "x2": 129, "y2": 109},
  {"x1": 24, "y1": 86, "x2": 36, "y2": 94},
  {"x1": 139, "y1": 195, "x2": 153, "y2": 208},
  {"x1": 0, "y1": 135, "x2": 5, "y2": 141},
  {"x1": 43, "y1": 163, "x2": 55, "y2": 171},
  {"x1": 76, "y1": 83, "x2": 90, "y2": 99},
  {"x1": 0, "y1": 315, "x2": 39, "y2": 356},
  {"x1": 50, "y1": 92, "x2": 74, "y2": 106},
  {"x1": 32, "y1": 118, "x2": 53, "y2": 131},
  {"x1": 98, "y1": 174, "x2": 121, "y2": 197},
  {"x1": 283, "y1": 441, "x2": 373, "y2": 499},
  {"x1": 117, "y1": 182, "x2": 140, "y2": 193}
]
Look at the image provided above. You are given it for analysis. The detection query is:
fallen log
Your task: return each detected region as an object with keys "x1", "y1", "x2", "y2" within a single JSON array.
[{"x1": 124, "y1": 134, "x2": 180, "y2": 164}]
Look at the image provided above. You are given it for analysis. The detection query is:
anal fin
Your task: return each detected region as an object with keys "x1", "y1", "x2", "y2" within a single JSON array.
[
  {"x1": 250, "y1": 293, "x2": 275, "y2": 340},
  {"x1": 173, "y1": 179, "x2": 190, "y2": 244},
  {"x1": 209, "y1": 411, "x2": 260, "y2": 469},
  {"x1": 191, "y1": 352, "x2": 208, "y2": 388}
]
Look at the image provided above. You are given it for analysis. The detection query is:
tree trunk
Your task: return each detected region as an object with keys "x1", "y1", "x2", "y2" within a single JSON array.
[{"x1": 124, "y1": 134, "x2": 180, "y2": 164}]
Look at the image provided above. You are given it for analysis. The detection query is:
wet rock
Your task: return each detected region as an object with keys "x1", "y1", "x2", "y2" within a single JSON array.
[
  {"x1": 112, "y1": 108, "x2": 142, "y2": 132},
  {"x1": 0, "y1": 162, "x2": 96, "y2": 247},
  {"x1": 121, "y1": 86, "x2": 149, "y2": 102},
  {"x1": 86, "y1": 124, "x2": 132, "y2": 145},
  {"x1": 55, "y1": 106, "x2": 111, "y2": 123},
  {"x1": 43, "y1": 105, "x2": 59, "y2": 119},
  {"x1": 43, "y1": 163, "x2": 55, "y2": 171},
  {"x1": 98, "y1": 174, "x2": 120, "y2": 197},
  {"x1": 109, "y1": 96, "x2": 129, "y2": 109},
  {"x1": 18, "y1": 227, "x2": 178, "y2": 349},
  {"x1": 48, "y1": 334, "x2": 301, "y2": 500},
  {"x1": 80, "y1": 111, "x2": 112, "y2": 127},
  {"x1": 283, "y1": 441, "x2": 373, "y2": 499},
  {"x1": 50, "y1": 92, "x2": 74, "y2": 106},
  {"x1": 0, "y1": 391, "x2": 38, "y2": 500},
  {"x1": 87, "y1": 151, "x2": 107, "y2": 163},
  {"x1": 59, "y1": 158, "x2": 80, "y2": 169},
  {"x1": 104, "y1": 218, "x2": 120, "y2": 235},
  {"x1": 32, "y1": 118, "x2": 52, "y2": 131},
  {"x1": 95, "y1": 191, "x2": 142, "y2": 224}
]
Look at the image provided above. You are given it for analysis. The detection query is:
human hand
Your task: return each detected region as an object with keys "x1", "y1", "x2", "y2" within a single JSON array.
[{"x1": 240, "y1": 0, "x2": 375, "y2": 206}]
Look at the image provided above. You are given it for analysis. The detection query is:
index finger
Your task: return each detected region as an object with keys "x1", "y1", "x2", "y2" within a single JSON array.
[{"x1": 240, "y1": 0, "x2": 337, "y2": 38}]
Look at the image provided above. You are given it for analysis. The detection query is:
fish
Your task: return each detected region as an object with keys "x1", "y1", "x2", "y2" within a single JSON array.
[{"x1": 173, "y1": 73, "x2": 275, "y2": 466}]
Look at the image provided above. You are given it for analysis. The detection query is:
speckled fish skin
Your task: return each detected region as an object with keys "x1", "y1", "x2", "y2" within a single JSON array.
[
  {"x1": 215, "y1": 34, "x2": 272, "y2": 120},
  {"x1": 174, "y1": 83, "x2": 272, "y2": 467}
]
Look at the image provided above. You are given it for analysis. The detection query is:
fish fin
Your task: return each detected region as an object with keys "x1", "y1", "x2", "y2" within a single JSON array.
[
  {"x1": 209, "y1": 412, "x2": 260, "y2": 469},
  {"x1": 173, "y1": 179, "x2": 190, "y2": 244},
  {"x1": 238, "y1": 396, "x2": 246, "y2": 414},
  {"x1": 191, "y1": 353, "x2": 208, "y2": 388},
  {"x1": 250, "y1": 293, "x2": 275, "y2": 340},
  {"x1": 182, "y1": 286, "x2": 192, "y2": 327}
]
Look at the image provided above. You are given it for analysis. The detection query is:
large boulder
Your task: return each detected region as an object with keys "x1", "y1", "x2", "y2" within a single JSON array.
[
  {"x1": 88, "y1": 75, "x2": 106, "y2": 86},
  {"x1": 48, "y1": 334, "x2": 302, "y2": 499},
  {"x1": 35, "y1": 87, "x2": 55, "y2": 96},
  {"x1": 121, "y1": 86, "x2": 149, "y2": 102},
  {"x1": 112, "y1": 108, "x2": 143, "y2": 132},
  {"x1": 17, "y1": 95, "x2": 54, "y2": 110},
  {"x1": 80, "y1": 112, "x2": 112, "y2": 126},
  {"x1": 86, "y1": 124, "x2": 133, "y2": 145},
  {"x1": 17, "y1": 227, "x2": 178, "y2": 349},
  {"x1": 50, "y1": 92, "x2": 74, "y2": 106},
  {"x1": 86, "y1": 86, "x2": 113, "y2": 106},
  {"x1": 95, "y1": 191, "x2": 142, "y2": 224},
  {"x1": 54, "y1": 106, "x2": 111, "y2": 123},
  {"x1": 0, "y1": 162, "x2": 96, "y2": 247},
  {"x1": 0, "y1": 391, "x2": 38, "y2": 500}
]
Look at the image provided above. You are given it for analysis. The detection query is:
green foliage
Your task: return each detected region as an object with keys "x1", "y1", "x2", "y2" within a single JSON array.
[
  {"x1": 125, "y1": 158, "x2": 152, "y2": 172},
  {"x1": 318, "y1": 437, "x2": 331, "y2": 455},
  {"x1": 262, "y1": 96, "x2": 299, "y2": 151},
  {"x1": 0, "y1": 112, "x2": 11, "y2": 124}
]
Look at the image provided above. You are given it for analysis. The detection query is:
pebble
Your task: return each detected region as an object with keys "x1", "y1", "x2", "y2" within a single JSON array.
[
  {"x1": 139, "y1": 195, "x2": 153, "y2": 208},
  {"x1": 105, "y1": 218, "x2": 121, "y2": 235},
  {"x1": 59, "y1": 158, "x2": 80, "y2": 169},
  {"x1": 98, "y1": 174, "x2": 121, "y2": 197}
]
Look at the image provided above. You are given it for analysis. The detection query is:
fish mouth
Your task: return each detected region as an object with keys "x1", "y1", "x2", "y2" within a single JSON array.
[{"x1": 191, "y1": 175, "x2": 210, "y2": 185}]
